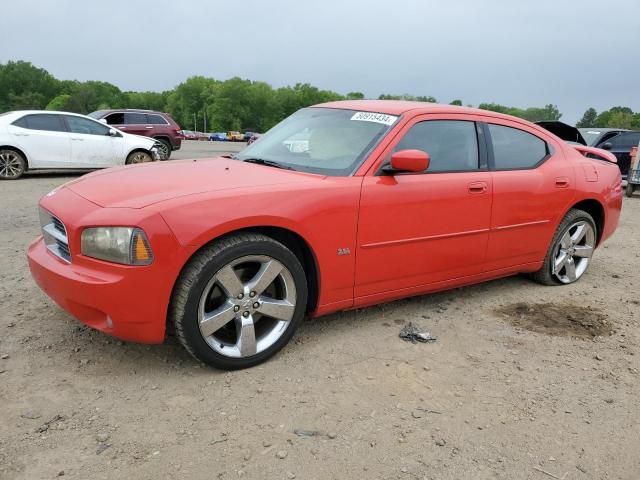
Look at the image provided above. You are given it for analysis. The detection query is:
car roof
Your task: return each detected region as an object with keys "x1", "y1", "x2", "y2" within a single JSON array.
[
  {"x1": 3, "y1": 110, "x2": 95, "y2": 118},
  {"x1": 314, "y1": 100, "x2": 519, "y2": 121}
]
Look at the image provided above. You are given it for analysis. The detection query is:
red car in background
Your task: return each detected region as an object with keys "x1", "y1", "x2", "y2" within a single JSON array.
[
  {"x1": 28, "y1": 101, "x2": 622, "y2": 370},
  {"x1": 89, "y1": 109, "x2": 182, "y2": 159}
]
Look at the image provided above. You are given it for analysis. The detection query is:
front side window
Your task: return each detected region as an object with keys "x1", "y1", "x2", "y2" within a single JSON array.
[
  {"x1": 235, "y1": 108, "x2": 397, "y2": 176},
  {"x1": 394, "y1": 120, "x2": 479, "y2": 172},
  {"x1": 105, "y1": 113, "x2": 125, "y2": 125},
  {"x1": 13, "y1": 114, "x2": 66, "y2": 132},
  {"x1": 488, "y1": 124, "x2": 548, "y2": 170},
  {"x1": 124, "y1": 112, "x2": 146, "y2": 124},
  {"x1": 611, "y1": 132, "x2": 640, "y2": 149},
  {"x1": 65, "y1": 116, "x2": 110, "y2": 136}
]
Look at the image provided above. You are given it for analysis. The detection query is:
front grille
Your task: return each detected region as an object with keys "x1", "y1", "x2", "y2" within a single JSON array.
[{"x1": 40, "y1": 209, "x2": 71, "y2": 263}]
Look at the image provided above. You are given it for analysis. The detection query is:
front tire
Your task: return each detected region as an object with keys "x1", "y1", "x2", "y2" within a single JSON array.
[
  {"x1": 125, "y1": 150, "x2": 152, "y2": 165},
  {"x1": 0, "y1": 149, "x2": 26, "y2": 180},
  {"x1": 531, "y1": 209, "x2": 597, "y2": 286},
  {"x1": 626, "y1": 183, "x2": 635, "y2": 198},
  {"x1": 170, "y1": 233, "x2": 308, "y2": 369}
]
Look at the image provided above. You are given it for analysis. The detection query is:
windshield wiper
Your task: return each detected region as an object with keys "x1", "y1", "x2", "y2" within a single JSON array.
[{"x1": 242, "y1": 158, "x2": 295, "y2": 170}]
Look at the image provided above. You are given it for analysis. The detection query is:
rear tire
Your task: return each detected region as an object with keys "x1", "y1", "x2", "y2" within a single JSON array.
[
  {"x1": 156, "y1": 139, "x2": 171, "y2": 160},
  {"x1": 125, "y1": 151, "x2": 152, "y2": 165},
  {"x1": 0, "y1": 149, "x2": 26, "y2": 180},
  {"x1": 625, "y1": 183, "x2": 635, "y2": 198},
  {"x1": 530, "y1": 209, "x2": 597, "y2": 286},
  {"x1": 170, "y1": 233, "x2": 308, "y2": 370}
]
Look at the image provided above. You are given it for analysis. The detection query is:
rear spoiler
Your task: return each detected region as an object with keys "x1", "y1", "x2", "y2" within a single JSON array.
[{"x1": 572, "y1": 145, "x2": 617, "y2": 163}]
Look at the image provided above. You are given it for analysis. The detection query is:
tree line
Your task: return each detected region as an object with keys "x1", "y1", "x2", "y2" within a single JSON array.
[{"x1": 0, "y1": 60, "x2": 636, "y2": 132}]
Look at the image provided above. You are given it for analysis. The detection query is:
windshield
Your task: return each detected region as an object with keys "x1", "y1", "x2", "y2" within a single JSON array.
[
  {"x1": 235, "y1": 107, "x2": 398, "y2": 176},
  {"x1": 578, "y1": 129, "x2": 604, "y2": 146}
]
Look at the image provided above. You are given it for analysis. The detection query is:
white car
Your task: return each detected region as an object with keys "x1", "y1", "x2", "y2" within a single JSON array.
[{"x1": 0, "y1": 110, "x2": 160, "y2": 180}]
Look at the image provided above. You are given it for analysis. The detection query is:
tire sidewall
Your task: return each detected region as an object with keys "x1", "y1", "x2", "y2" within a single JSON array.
[
  {"x1": 157, "y1": 139, "x2": 171, "y2": 160},
  {"x1": 177, "y1": 239, "x2": 308, "y2": 369},
  {"x1": 547, "y1": 211, "x2": 596, "y2": 285}
]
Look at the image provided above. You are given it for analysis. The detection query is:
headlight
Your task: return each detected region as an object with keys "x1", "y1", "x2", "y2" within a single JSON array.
[{"x1": 81, "y1": 227, "x2": 153, "y2": 265}]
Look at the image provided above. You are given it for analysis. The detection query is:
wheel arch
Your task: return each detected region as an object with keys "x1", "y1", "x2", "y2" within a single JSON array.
[
  {"x1": 125, "y1": 147, "x2": 153, "y2": 164},
  {"x1": 0, "y1": 145, "x2": 29, "y2": 169},
  {"x1": 171, "y1": 225, "x2": 321, "y2": 316},
  {"x1": 566, "y1": 198, "x2": 605, "y2": 245}
]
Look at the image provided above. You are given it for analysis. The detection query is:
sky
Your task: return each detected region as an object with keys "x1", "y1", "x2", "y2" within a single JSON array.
[{"x1": 1, "y1": 0, "x2": 639, "y2": 123}]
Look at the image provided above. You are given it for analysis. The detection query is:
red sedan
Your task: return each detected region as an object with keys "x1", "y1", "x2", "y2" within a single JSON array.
[{"x1": 27, "y1": 101, "x2": 622, "y2": 369}]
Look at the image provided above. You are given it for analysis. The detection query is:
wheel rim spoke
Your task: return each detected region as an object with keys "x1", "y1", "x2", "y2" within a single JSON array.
[
  {"x1": 200, "y1": 301, "x2": 236, "y2": 337},
  {"x1": 560, "y1": 231, "x2": 572, "y2": 249},
  {"x1": 571, "y1": 223, "x2": 587, "y2": 243},
  {"x1": 554, "y1": 251, "x2": 568, "y2": 273},
  {"x1": 573, "y1": 245, "x2": 593, "y2": 258},
  {"x1": 259, "y1": 296, "x2": 295, "y2": 321},
  {"x1": 565, "y1": 258, "x2": 577, "y2": 281},
  {"x1": 236, "y1": 314, "x2": 257, "y2": 356},
  {"x1": 216, "y1": 265, "x2": 244, "y2": 297},
  {"x1": 247, "y1": 260, "x2": 282, "y2": 295}
]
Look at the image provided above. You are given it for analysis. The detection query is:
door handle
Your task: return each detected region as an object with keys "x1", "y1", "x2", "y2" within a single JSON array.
[
  {"x1": 555, "y1": 177, "x2": 570, "y2": 188},
  {"x1": 468, "y1": 181, "x2": 488, "y2": 194}
]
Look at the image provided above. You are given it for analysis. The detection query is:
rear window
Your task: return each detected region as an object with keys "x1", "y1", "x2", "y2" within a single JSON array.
[
  {"x1": 13, "y1": 114, "x2": 66, "y2": 132},
  {"x1": 146, "y1": 114, "x2": 168, "y2": 125},
  {"x1": 488, "y1": 124, "x2": 548, "y2": 170}
]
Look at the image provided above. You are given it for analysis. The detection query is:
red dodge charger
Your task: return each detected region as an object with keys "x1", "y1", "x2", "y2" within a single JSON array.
[{"x1": 27, "y1": 101, "x2": 623, "y2": 369}]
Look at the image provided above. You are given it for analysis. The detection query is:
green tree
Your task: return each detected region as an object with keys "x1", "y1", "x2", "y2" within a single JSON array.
[
  {"x1": 449, "y1": 99, "x2": 463, "y2": 106},
  {"x1": 576, "y1": 108, "x2": 597, "y2": 128},
  {"x1": 0, "y1": 60, "x2": 60, "y2": 110},
  {"x1": 346, "y1": 92, "x2": 365, "y2": 100}
]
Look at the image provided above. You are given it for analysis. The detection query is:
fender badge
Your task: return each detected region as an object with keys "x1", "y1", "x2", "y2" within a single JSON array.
[{"x1": 337, "y1": 248, "x2": 351, "y2": 256}]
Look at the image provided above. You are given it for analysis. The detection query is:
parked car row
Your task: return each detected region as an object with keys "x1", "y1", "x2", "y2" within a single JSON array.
[
  {"x1": 536, "y1": 121, "x2": 639, "y2": 178},
  {"x1": 0, "y1": 110, "x2": 161, "y2": 179}
]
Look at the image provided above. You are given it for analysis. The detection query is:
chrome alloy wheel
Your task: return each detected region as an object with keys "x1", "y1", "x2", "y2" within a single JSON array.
[
  {"x1": 552, "y1": 220, "x2": 595, "y2": 284},
  {"x1": 198, "y1": 255, "x2": 297, "y2": 358},
  {"x1": 0, "y1": 150, "x2": 23, "y2": 179}
]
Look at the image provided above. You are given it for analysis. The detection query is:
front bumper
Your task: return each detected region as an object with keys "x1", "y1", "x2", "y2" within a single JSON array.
[{"x1": 28, "y1": 237, "x2": 167, "y2": 343}]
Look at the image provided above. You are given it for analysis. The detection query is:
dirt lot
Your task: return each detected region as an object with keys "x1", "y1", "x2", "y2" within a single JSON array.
[{"x1": 1, "y1": 147, "x2": 639, "y2": 479}]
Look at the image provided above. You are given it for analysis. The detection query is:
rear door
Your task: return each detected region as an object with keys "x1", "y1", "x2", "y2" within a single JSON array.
[
  {"x1": 123, "y1": 112, "x2": 150, "y2": 138},
  {"x1": 484, "y1": 121, "x2": 575, "y2": 270},
  {"x1": 7, "y1": 114, "x2": 71, "y2": 168},
  {"x1": 64, "y1": 115, "x2": 122, "y2": 167},
  {"x1": 355, "y1": 116, "x2": 493, "y2": 299}
]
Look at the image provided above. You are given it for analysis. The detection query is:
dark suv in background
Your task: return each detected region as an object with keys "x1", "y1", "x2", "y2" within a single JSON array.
[{"x1": 89, "y1": 109, "x2": 182, "y2": 159}]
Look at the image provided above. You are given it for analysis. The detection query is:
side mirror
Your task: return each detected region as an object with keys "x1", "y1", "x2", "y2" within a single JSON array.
[
  {"x1": 108, "y1": 129, "x2": 119, "y2": 137},
  {"x1": 385, "y1": 149, "x2": 430, "y2": 174},
  {"x1": 99, "y1": 118, "x2": 108, "y2": 124},
  {"x1": 601, "y1": 142, "x2": 613, "y2": 151}
]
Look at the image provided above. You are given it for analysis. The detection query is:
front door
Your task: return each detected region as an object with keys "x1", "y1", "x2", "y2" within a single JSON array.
[
  {"x1": 64, "y1": 115, "x2": 121, "y2": 167},
  {"x1": 355, "y1": 117, "x2": 492, "y2": 299}
]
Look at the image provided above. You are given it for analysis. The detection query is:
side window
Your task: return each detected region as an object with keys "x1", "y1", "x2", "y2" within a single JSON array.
[
  {"x1": 488, "y1": 124, "x2": 548, "y2": 170},
  {"x1": 13, "y1": 114, "x2": 66, "y2": 132},
  {"x1": 394, "y1": 120, "x2": 479, "y2": 172},
  {"x1": 65, "y1": 116, "x2": 110, "y2": 136},
  {"x1": 146, "y1": 114, "x2": 168, "y2": 125},
  {"x1": 613, "y1": 133, "x2": 640, "y2": 149},
  {"x1": 124, "y1": 112, "x2": 147, "y2": 124},
  {"x1": 105, "y1": 113, "x2": 124, "y2": 125}
]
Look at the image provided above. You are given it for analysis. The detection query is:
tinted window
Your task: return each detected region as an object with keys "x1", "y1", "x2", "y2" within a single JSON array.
[
  {"x1": 394, "y1": 120, "x2": 479, "y2": 172},
  {"x1": 14, "y1": 114, "x2": 66, "y2": 132},
  {"x1": 105, "y1": 113, "x2": 125, "y2": 125},
  {"x1": 146, "y1": 114, "x2": 168, "y2": 125},
  {"x1": 610, "y1": 132, "x2": 640, "y2": 149},
  {"x1": 488, "y1": 124, "x2": 547, "y2": 169},
  {"x1": 65, "y1": 116, "x2": 110, "y2": 136},
  {"x1": 124, "y1": 112, "x2": 147, "y2": 124}
]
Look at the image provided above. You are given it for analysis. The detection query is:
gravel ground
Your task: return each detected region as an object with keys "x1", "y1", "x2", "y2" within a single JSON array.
[{"x1": 1, "y1": 149, "x2": 639, "y2": 479}]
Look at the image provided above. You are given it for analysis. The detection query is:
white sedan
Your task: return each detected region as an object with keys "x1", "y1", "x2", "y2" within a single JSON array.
[{"x1": 0, "y1": 110, "x2": 160, "y2": 180}]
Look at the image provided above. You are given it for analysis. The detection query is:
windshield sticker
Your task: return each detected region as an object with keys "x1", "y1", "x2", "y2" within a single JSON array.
[{"x1": 350, "y1": 111, "x2": 398, "y2": 126}]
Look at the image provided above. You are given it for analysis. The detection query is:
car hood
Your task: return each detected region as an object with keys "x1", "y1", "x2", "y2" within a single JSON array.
[{"x1": 65, "y1": 158, "x2": 322, "y2": 208}]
